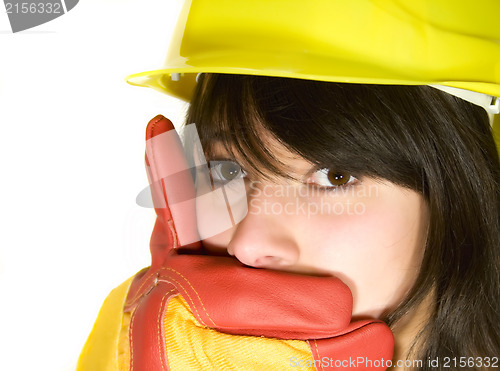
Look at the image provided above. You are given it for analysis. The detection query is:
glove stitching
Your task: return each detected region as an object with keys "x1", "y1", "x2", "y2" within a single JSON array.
[
  {"x1": 126, "y1": 271, "x2": 158, "y2": 306},
  {"x1": 130, "y1": 301, "x2": 137, "y2": 371},
  {"x1": 157, "y1": 288, "x2": 177, "y2": 371},
  {"x1": 130, "y1": 287, "x2": 176, "y2": 371},
  {"x1": 161, "y1": 267, "x2": 218, "y2": 327},
  {"x1": 167, "y1": 218, "x2": 178, "y2": 248},
  {"x1": 309, "y1": 339, "x2": 325, "y2": 371},
  {"x1": 158, "y1": 269, "x2": 217, "y2": 327}
]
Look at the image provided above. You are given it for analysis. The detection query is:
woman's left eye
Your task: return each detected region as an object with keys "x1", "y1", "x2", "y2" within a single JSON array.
[
  {"x1": 306, "y1": 168, "x2": 357, "y2": 188},
  {"x1": 209, "y1": 160, "x2": 246, "y2": 184}
]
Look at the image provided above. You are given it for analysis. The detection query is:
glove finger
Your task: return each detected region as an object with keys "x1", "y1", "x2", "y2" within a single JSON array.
[{"x1": 145, "y1": 115, "x2": 201, "y2": 260}]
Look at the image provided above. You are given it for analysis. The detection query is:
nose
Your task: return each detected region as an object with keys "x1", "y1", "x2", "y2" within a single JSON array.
[{"x1": 227, "y1": 183, "x2": 300, "y2": 269}]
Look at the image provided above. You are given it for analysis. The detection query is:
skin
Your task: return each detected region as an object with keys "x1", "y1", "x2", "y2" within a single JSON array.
[{"x1": 197, "y1": 138, "x2": 430, "y2": 319}]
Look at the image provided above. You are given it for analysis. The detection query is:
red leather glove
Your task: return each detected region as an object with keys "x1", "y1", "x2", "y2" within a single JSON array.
[{"x1": 125, "y1": 115, "x2": 394, "y2": 370}]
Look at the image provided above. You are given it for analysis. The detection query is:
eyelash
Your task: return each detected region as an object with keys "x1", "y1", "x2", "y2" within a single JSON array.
[{"x1": 305, "y1": 168, "x2": 358, "y2": 190}]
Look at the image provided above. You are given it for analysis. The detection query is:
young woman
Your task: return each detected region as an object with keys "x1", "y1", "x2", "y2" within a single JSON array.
[
  {"x1": 79, "y1": 1, "x2": 500, "y2": 369},
  {"x1": 187, "y1": 73, "x2": 500, "y2": 368}
]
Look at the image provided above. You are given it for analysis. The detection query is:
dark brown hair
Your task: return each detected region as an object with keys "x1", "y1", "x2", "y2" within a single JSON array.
[{"x1": 186, "y1": 74, "x2": 500, "y2": 368}]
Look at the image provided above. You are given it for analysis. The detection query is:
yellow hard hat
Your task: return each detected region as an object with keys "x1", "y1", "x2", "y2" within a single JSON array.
[
  {"x1": 127, "y1": 0, "x2": 500, "y2": 99},
  {"x1": 126, "y1": 0, "x2": 500, "y2": 141}
]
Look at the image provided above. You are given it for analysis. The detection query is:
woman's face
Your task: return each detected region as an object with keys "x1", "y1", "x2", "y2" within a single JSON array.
[{"x1": 197, "y1": 135, "x2": 429, "y2": 319}]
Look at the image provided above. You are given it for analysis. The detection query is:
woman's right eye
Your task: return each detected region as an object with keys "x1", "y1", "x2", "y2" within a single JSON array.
[{"x1": 209, "y1": 160, "x2": 246, "y2": 184}]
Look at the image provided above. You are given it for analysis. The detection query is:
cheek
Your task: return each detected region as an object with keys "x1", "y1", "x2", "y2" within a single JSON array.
[{"x1": 303, "y1": 190, "x2": 427, "y2": 317}]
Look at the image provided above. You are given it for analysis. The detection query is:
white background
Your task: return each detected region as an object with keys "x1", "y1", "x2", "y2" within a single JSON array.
[{"x1": 0, "y1": 1, "x2": 186, "y2": 370}]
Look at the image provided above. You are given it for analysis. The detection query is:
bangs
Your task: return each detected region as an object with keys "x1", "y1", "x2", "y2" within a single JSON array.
[
  {"x1": 185, "y1": 74, "x2": 296, "y2": 181},
  {"x1": 185, "y1": 73, "x2": 491, "y2": 192}
]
